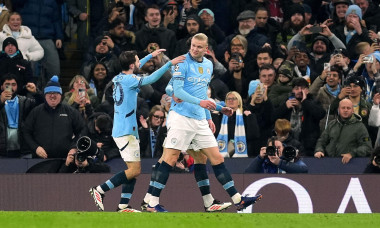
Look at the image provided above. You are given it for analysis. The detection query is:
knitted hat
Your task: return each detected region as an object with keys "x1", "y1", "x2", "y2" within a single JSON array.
[
  {"x1": 237, "y1": 10, "x2": 255, "y2": 21},
  {"x1": 2, "y1": 37, "x2": 18, "y2": 50},
  {"x1": 345, "y1": 5, "x2": 362, "y2": 20},
  {"x1": 186, "y1": 14, "x2": 202, "y2": 25},
  {"x1": 44, "y1": 75, "x2": 62, "y2": 94},
  {"x1": 198, "y1": 8, "x2": 214, "y2": 18},
  {"x1": 346, "y1": 76, "x2": 365, "y2": 90},
  {"x1": 289, "y1": 4, "x2": 305, "y2": 17},
  {"x1": 278, "y1": 60, "x2": 294, "y2": 80},
  {"x1": 303, "y1": 4, "x2": 312, "y2": 14},
  {"x1": 248, "y1": 79, "x2": 260, "y2": 97},
  {"x1": 312, "y1": 35, "x2": 330, "y2": 47},
  {"x1": 333, "y1": 0, "x2": 351, "y2": 7}
]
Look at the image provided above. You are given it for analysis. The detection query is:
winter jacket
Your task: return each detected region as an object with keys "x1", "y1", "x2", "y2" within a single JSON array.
[
  {"x1": 0, "y1": 24, "x2": 44, "y2": 61},
  {"x1": 16, "y1": 0, "x2": 64, "y2": 40},
  {"x1": 139, "y1": 125, "x2": 167, "y2": 159},
  {"x1": 23, "y1": 103, "x2": 85, "y2": 158},
  {"x1": 245, "y1": 155, "x2": 308, "y2": 173},
  {"x1": 0, "y1": 51, "x2": 33, "y2": 91},
  {"x1": 315, "y1": 114, "x2": 372, "y2": 157}
]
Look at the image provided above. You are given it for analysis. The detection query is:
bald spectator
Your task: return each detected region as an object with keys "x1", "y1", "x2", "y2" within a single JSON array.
[{"x1": 315, "y1": 98, "x2": 372, "y2": 164}]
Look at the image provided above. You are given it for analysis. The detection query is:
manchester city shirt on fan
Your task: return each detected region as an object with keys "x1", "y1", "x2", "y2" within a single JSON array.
[{"x1": 171, "y1": 53, "x2": 213, "y2": 120}]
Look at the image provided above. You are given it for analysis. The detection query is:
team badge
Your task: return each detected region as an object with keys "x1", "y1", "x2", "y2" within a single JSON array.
[
  {"x1": 207, "y1": 68, "x2": 211, "y2": 75},
  {"x1": 218, "y1": 140, "x2": 226, "y2": 151},
  {"x1": 171, "y1": 138, "x2": 177, "y2": 145},
  {"x1": 361, "y1": 109, "x2": 368, "y2": 116},
  {"x1": 174, "y1": 64, "x2": 180, "y2": 71},
  {"x1": 134, "y1": 150, "x2": 140, "y2": 158},
  {"x1": 198, "y1": 67, "x2": 203, "y2": 74},
  {"x1": 236, "y1": 141, "x2": 246, "y2": 153}
]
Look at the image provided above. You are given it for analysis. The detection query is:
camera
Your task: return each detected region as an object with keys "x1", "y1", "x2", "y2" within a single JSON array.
[
  {"x1": 266, "y1": 146, "x2": 278, "y2": 156},
  {"x1": 309, "y1": 25, "x2": 322, "y2": 34},
  {"x1": 230, "y1": 52, "x2": 242, "y2": 63},
  {"x1": 282, "y1": 146, "x2": 298, "y2": 161},
  {"x1": 75, "y1": 136, "x2": 99, "y2": 162},
  {"x1": 116, "y1": 1, "x2": 124, "y2": 8},
  {"x1": 363, "y1": 55, "x2": 374, "y2": 64}
]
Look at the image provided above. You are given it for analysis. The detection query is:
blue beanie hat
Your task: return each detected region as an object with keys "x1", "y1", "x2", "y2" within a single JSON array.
[
  {"x1": 248, "y1": 80, "x2": 260, "y2": 97},
  {"x1": 198, "y1": 8, "x2": 214, "y2": 18},
  {"x1": 345, "y1": 5, "x2": 362, "y2": 20},
  {"x1": 44, "y1": 75, "x2": 62, "y2": 94}
]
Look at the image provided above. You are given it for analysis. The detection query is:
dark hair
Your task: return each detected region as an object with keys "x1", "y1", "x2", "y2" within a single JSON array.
[
  {"x1": 0, "y1": 73, "x2": 17, "y2": 85},
  {"x1": 148, "y1": 105, "x2": 166, "y2": 126},
  {"x1": 144, "y1": 4, "x2": 160, "y2": 16},
  {"x1": 255, "y1": 6, "x2": 269, "y2": 15},
  {"x1": 109, "y1": 17, "x2": 124, "y2": 30},
  {"x1": 259, "y1": 63, "x2": 276, "y2": 74},
  {"x1": 119, "y1": 50, "x2": 138, "y2": 71},
  {"x1": 329, "y1": 65, "x2": 343, "y2": 80},
  {"x1": 89, "y1": 62, "x2": 110, "y2": 82},
  {"x1": 292, "y1": 77, "x2": 309, "y2": 88},
  {"x1": 95, "y1": 114, "x2": 113, "y2": 134},
  {"x1": 257, "y1": 47, "x2": 273, "y2": 58},
  {"x1": 229, "y1": 52, "x2": 243, "y2": 62}
]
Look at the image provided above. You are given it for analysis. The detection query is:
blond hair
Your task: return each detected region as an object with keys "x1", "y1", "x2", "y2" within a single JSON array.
[{"x1": 225, "y1": 91, "x2": 243, "y2": 112}]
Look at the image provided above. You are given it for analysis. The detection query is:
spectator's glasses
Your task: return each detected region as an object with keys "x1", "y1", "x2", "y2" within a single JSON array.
[
  {"x1": 153, "y1": 115, "x2": 165, "y2": 120},
  {"x1": 226, "y1": 97, "x2": 238, "y2": 101}
]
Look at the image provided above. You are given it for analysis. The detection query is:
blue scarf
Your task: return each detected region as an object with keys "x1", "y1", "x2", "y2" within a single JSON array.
[
  {"x1": 345, "y1": 26, "x2": 357, "y2": 44},
  {"x1": 325, "y1": 84, "x2": 341, "y2": 97},
  {"x1": 5, "y1": 96, "x2": 19, "y2": 129},
  {"x1": 217, "y1": 109, "x2": 247, "y2": 157},
  {"x1": 150, "y1": 127, "x2": 159, "y2": 158}
]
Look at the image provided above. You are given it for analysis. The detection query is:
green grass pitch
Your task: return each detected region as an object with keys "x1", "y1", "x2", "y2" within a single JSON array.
[{"x1": 0, "y1": 212, "x2": 379, "y2": 228}]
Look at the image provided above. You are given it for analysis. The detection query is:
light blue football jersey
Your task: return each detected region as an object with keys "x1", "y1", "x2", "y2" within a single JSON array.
[{"x1": 171, "y1": 53, "x2": 213, "y2": 120}]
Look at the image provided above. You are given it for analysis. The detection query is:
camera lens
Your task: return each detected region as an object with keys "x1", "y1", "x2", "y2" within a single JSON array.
[
  {"x1": 283, "y1": 146, "x2": 297, "y2": 161},
  {"x1": 266, "y1": 146, "x2": 276, "y2": 156},
  {"x1": 374, "y1": 156, "x2": 380, "y2": 166}
]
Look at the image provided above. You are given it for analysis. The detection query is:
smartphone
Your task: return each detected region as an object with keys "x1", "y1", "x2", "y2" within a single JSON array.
[
  {"x1": 324, "y1": 62, "x2": 331, "y2": 71},
  {"x1": 5, "y1": 85, "x2": 12, "y2": 92},
  {"x1": 288, "y1": 92, "x2": 295, "y2": 100},
  {"x1": 376, "y1": 78, "x2": 380, "y2": 93},
  {"x1": 309, "y1": 25, "x2": 323, "y2": 34},
  {"x1": 78, "y1": 88, "x2": 85, "y2": 99}
]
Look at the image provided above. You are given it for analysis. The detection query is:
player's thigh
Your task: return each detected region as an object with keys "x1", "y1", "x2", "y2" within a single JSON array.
[
  {"x1": 113, "y1": 135, "x2": 141, "y2": 162},
  {"x1": 187, "y1": 149, "x2": 207, "y2": 164},
  {"x1": 201, "y1": 146, "x2": 224, "y2": 165},
  {"x1": 191, "y1": 119, "x2": 218, "y2": 151},
  {"x1": 125, "y1": 161, "x2": 141, "y2": 178},
  {"x1": 161, "y1": 147, "x2": 182, "y2": 166}
]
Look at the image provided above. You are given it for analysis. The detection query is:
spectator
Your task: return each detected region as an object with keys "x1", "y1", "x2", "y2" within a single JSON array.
[
  {"x1": 0, "y1": 73, "x2": 43, "y2": 158},
  {"x1": 139, "y1": 105, "x2": 167, "y2": 158},
  {"x1": 328, "y1": 0, "x2": 350, "y2": 29},
  {"x1": 58, "y1": 150, "x2": 110, "y2": 173},
  {"x1": 0, "y1": 12, "x2": 44, "y2": 61},
  {"x1": 23, "y1": 76, "x2": 85, "y2": 159},
  {"x1": 0, "y1": 37, "x2": 33, "y2": 94},
  {"x1": 331, "y1": 4, "x2": 372, "y2": 59},
  {"x1": 363, "y1": 146, "x2": 380, "y2": 173},
  {"x1": 310, "y1": 65, "x2": 343, "y2": 131},
  {"x1": 214, "y1": 91, "x2": 260, "y2": 158},
  {"x1": 274, "y1": 77, "x2": 326, "y2": 156},
  {"x1": 277, "y1": 4, "x2": 306, "y2": 46},
  {"x1": 244, "y1": 136, "x2": 308, "y2": 173},
  {"x1": 88, "y1": 62, "x2": 112, "y2": 102},
  {"x1": 355, "y1": 0, "x2": 380, "y2": 32},
  {"x1": 246, "y1": 47, "x2": 273, "y2": 82},
  {"x1": 63, "y1": 75, "x2": 99, "y2": 120},
  {"x1": 368, "y1": 92, "x2": 380, "y2": 148},
  {"x1": 104, "y1": 18, "x2": 136, "y2": 56},
  {"x1": 83, "y1": 112, "x2": 120, "y2": 161},
  {"x1": 17, "y1": 0, "x2": 63, "y2": 83},
  {"x1": 273, "y1": 118, "x2": 303, "y2": 152},
  {"x1": 161, "y1": 1, "x2": 180, "y2": 34},
  {"x1": 258, "y1": 63, "x2": 277, "y2": 95},
  {"x1": 268, "y1": 60, "x2": 295, "y2": 107},
  {"x1": 135, "y1": 5, "x2": 177, "y2": 58},
  {"x1": 174, "y1": 14, "x2": 204, "y2": 57},
  {"x1": 198, "y1": 8, "x2": 225, "y2": 44},
  {"x1": 0, "y1": 0, "x2": 11, "y2": 32},
  {"x1": 81, "y1": 35, "x2": 121, "y2": 80},
  {"x1": 246, "y1": 79, "x2": 274, "y2": 157},
  {"x1": 315, "y1": 98, "x2": 372, "y2": 163},
  {"x1": 291, "y1": 47, "x2": 312, "y2": 84}
]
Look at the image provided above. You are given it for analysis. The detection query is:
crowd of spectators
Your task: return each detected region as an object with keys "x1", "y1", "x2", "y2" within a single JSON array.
[{"x1": 2, "y1": 0, "x2": 380, "y2": 173}]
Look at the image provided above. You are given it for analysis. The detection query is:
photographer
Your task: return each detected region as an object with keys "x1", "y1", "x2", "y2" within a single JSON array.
[
  {"x1": 364, "y1": 146, "x2": 380, "y2": 173},
  {"x1": 58, "y1": 136, "x2": 110, "y2": 173},
  {"x1": 245, "y1": 137, "x2": 308, "y2": 174}
]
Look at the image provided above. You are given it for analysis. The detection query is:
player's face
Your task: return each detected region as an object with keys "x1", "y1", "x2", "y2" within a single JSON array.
[{"x1": 190, "y1": 38, "x2": 208, "y2": 60}]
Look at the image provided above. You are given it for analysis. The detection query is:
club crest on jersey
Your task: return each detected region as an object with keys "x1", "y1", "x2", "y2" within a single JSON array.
[
  {"x1": 174, "y1": 64, "x2": 180, "y2": 71},
  {"x1": 198, "y1": 67, "x2": 203, "y2": 74}
]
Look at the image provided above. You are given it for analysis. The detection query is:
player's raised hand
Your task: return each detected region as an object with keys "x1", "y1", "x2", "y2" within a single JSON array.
[
  {"x1": 151, "y1": 49, "x2": 167, "y2": 57},
  {"x1": 221, "y1": 107, "x2": 233, "y2": 117},
  {"x1": 170, "y1": 55, "x2": 186, "y2": 65}
]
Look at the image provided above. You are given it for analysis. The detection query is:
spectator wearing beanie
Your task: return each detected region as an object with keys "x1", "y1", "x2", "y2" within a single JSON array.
[
  {"x1": 23, "y1": 75, "x2": 85, "y2": 159},
  {"x1": 269, "y1": 60, "x2": 296, "y2": 107},
  {"x1": 198, "y1": 8, "x2": 225, "y2": 44},
  {"x1": 0, "y1": 37, "x2": 33, "y2": 94},
  {"x1": 278, "y1": 3, "x2": 306, "y2": 45}
]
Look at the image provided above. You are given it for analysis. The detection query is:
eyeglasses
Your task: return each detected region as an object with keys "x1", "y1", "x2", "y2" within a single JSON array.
[
  {"x1": 226, "y1": 97, "x2": 238, "y2": 101},
  {"x1": 153, "y1": 115, "x2": 165, "y2": 120}
]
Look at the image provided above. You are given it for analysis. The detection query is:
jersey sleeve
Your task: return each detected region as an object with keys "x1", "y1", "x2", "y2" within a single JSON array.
[{"x1": 172, "y1": 61, "x2": 202, "y2": 105}]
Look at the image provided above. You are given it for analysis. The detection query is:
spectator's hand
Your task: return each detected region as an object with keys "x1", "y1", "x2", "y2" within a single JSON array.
[
  {"x1": 183, "y1": 0, "x2": 191, "y2": 10},
  {"x1": 371, "y1": 56, "x2": 378, "y2": 74},
  {"x1": 287, "y1": 46, "x2": 299, "y2": 61},
  {"x1": 368, "y1": 30, "x2": 379, "y2": 40},
  {"x1": 139, "y1": 115, "x2": 148, "y2": 128},
  {"x1": 97, "y1": 142, "x2": 103, "y2": 148},
  {"x1": 104, "y1": 155, "x2": 107, "y2": 162},
  {"x1": 268, "y1": 154, "x2": 281, "y2": 165},
  {"x1": 243, "y1": 110, "x2": 251, "y2": 116},
  {"x1": 373, "y1": 93, "x2": 380, "y2": 105},
  {"x1": 320, "y1": 69, "x2": 328, "y2": 81},
  {"x1": 224, "y1": 51, "x2": 230, "y2": 64},
  {"x1": 208, "y1": 119, "x2": 216, "y2": 133},
  {"x1": 228, "y1": 59, "x2": 239, "y2": 72},
  {"x1": 36, "y1": 146, "x2": 48, "y2": 159},
  {"x1": 262, "y1": 43, "x2": 271, "y2": 49},
  {"x1": 56, "y1": 39, "x2": 62, "y2": 49},
  {"x1": 170, "y1": 55, "x2": 186, "y2": 65},
  {"x1": 0, "y1": 90, "x2": 12, "y2": 103},
  {"x1": 301, "y1": 88, "x2": 309, "y2": 102},
  {"x1": 26, "y1": 82, "x2": 37, "y2": 93},
  {"x1": 353, "y1": 54, "x2": 366, "y2": 72},
  {"x1": 221, "y1": 107, "x2": 233, "y2": 117},
  {"x1": 259, "y1": 147, "x2": 266, "y2": 159},
  {"x1": 341, "y1": 153, "x2": 352, "y2": 164},
  {"x1": 103, "y1": 35, "x2": 115, "y2": 48},
  {"x1": 351, "y1": 17, "x2": 362, "y2": 34},
  {"x1": 320, "y1": 24, "x2": 332, "y2": 37},
  {"x1": 79, "y1": 12, "x2": 88, "y2": 21},
  {"x1": 151, "y1": 48, "x2": 166, "y2": 57},
  {"x1": 286, "y1": 98, "x2": 298, "y2": 109},
  {"x1": 299, "y1": 24, "x2": 313, "y2": 36},
  {"x1": 109, "y1": 7, "x2": 121, "y2": 22},
  {"x1": 338, "y1": 86, "x2": 351, "y2": 99},
  {"x1": 322, "y1": 18, "x2": 334, "y2": 27},
  {"x1": 314, "y1": 151, "x2": 325, "y2": 158},
  {"x1": 369, "y1": 42, "x2": 380, "y2": 54},
  {"x1": 75, "y1": 159, "x2": 89, "y2": 168},
  {"x1": 263, "y1": 84, "x2": 268, "y2": 101},
  {"x1": 206, "y1": 49, "x2": 218, "y2": 63}
]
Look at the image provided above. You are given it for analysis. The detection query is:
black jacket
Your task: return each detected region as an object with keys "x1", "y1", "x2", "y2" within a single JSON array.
[
  {"x1": 139, "y1": 125, "x2": 167, "y2": 158},
  {"x1": 23, "y1": 102, "x2": 85, "y2": 158}
]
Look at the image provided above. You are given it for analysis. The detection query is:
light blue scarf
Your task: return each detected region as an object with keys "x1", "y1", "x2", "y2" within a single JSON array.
[
  {"x1": 325, "y1": 84, "x2": 341, "y2": 97},
  {"x1": 5, "y1": 96, "x2": 19, "y2": 129},
  {"x1": 217, "y1": 109, "x2": 247, "y2": 157}
]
